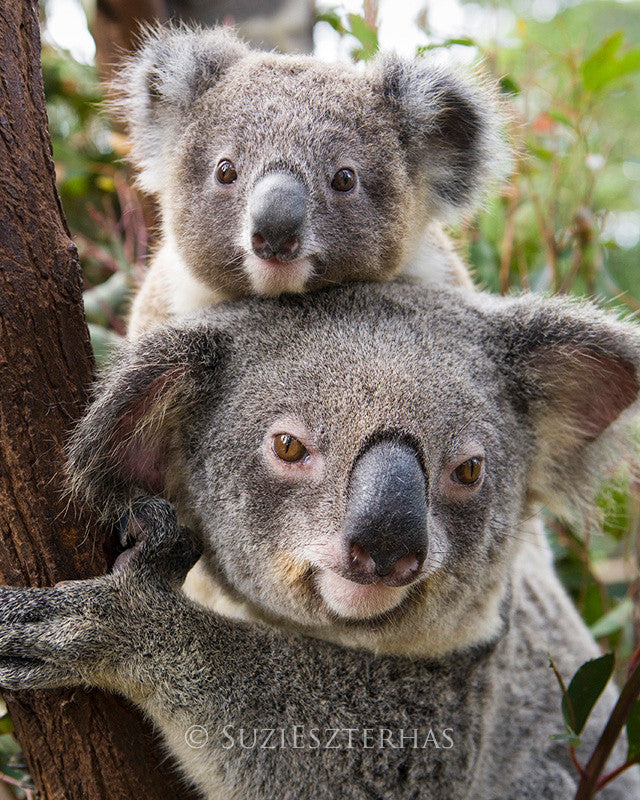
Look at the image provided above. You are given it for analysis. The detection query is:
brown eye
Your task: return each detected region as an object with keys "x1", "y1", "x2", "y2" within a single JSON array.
[
  {"x1": 273, "y1": 433, "x2": 308, "y2": 463},
  {"x1": 216, "y1": 159, "x2": 238, "y2": 184},
  {"x1": 452, "y1": 457, "x2": 484, "y2": 486},
  {"x1": 331, "y1": 168, "x2": 356, "y2": 192}
]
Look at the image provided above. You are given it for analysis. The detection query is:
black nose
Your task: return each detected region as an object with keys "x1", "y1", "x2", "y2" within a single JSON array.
[
  {"x1": 249, "y1": 172, "x2": 307, "y2": 262},
  {"x1": 344, "y1": 440, "x2": 428, "y2": 587}
]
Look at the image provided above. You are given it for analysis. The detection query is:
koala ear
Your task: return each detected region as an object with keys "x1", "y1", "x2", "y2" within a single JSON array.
[
  {"x1": 112, "y1": 24, "x2": 250, "y2": 194},
  {"x1": 372, "y1": 54, "x2": 510, "y2": 220},
  {"x1": 67, "y1": 325, "x2": 231, "y2": 519},
  {"x1": 495, "y1": 296, "x2": 640, "y2": 514}
]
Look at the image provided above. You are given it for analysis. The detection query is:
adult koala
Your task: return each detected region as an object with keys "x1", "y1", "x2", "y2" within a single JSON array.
[
  {"x1": 1, "y1": 281, "x2": 639, "y2": 799},
  {"x1": 115, "y1": 25, "x2": 508, "y2": 335}
]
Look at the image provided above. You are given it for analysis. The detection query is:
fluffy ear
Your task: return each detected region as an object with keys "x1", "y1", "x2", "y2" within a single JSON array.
[
  {"x1": 372, "y1": 54, "x2": 510, "y2": 220},
  {"x1": 494, "y1": 296, "x2": 640, "y2": 514},
  {"x1": 112, "y1": 24, "x2": 250, "y2": 194},
  {"x1": 67, "y1": 325, "x2": 231, "y2": 519}
]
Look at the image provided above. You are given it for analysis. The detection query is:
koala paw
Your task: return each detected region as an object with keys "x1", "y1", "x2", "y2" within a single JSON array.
[
  {"x1": 0, "y1": 500, "x2": 201, "y2": 693},
  {"x1": 115, "y1": 498, "x2": 202, "y2": 589},
  {"x1": 0, "y1": 582, "x2": 110, "y2": 691}
]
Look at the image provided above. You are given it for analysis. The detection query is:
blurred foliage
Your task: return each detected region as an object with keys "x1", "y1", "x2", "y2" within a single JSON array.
[{"x1": 41, "y1": 44, "x2": 149, "y2": 351}]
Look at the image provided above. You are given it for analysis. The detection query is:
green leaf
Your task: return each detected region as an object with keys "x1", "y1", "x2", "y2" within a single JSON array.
[
  {"x1": 628, "y1": 698, "x2": 640, "y2": 762},
  {"x1": 499, "y1": 75, "x2": 520, "y2": 96},
  {"x1": 563, "y1": 653, "x2": 615, "y2": 735},
  {"x1": 347, "y1": 14, "x2": 378, "y2": 61},
  {"x1": 550, "y1": 731, "x2": 582, "y2": 746},
  {"x1": 527, "y1": 143, "x2": 554, "y2": 162},
  {"x1": 88, "y1": 323, "x2": 124, "y2": 368},
  {"x1": 83, "y1": 271, "x2": 130, "y2": 325},
  {"x1": 589, "y1": 598, "x2": 634, "y2": 639},
  {"x1": 0, "y1": 716, "x2": 13, "y2": 735},
  {"x1": 316, "y1": 9, "x2": 346, "y2": 36},
  {"x1": 582, "y1": 32, "x2": 624, "y2": 90},
  {"x1": 417, "y1": 38, "x2": 475, "y2": 53},
  {"x1": 582, "y1": 32, "x2": 640, "y2": 92},
  {"x1": 548, "y1": 110, "x2": 574, "y2": 130}
]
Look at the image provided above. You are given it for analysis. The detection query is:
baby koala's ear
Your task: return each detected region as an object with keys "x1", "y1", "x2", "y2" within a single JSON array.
[
  {"x1": 495, "y1": 296, "x2": 640, "y2": 515},
  {"x1": 112, "y1": 24, "x2": 250, "y2": 194},
  {"x1": 372, "y1": 54, "x2": 510, "y2": 221},
  {"x1": 67, "y1": 324, "x2": 232, "y2": 520}
]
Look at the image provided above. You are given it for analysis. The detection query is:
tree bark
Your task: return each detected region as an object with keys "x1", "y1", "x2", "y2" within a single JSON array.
[{"x1": 0, "y1": 2, "x2": 199, "y2": 798}]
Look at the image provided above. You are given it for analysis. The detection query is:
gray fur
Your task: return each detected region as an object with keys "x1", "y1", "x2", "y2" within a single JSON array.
[
  {"x1": 3, "y1": 281, "x2": 640, "y2": 798},
  {"x1": 114, "y1": 25, "x2": 509, "y2": 333}
]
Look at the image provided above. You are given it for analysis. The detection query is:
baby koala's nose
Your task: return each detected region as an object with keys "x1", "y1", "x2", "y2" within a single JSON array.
[
  {"x1": 344, "y1": 440, "x2": 429, "y2": 588},
  {"x1": 249, "y1": 171, "x2": 307, "y2": 262}
]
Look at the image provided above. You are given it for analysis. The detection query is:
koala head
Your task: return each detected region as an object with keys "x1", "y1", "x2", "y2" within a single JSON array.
[
  {"x1": 115, "y1": 26, "x2": 508, "y2": 297},
  {"x1": 68, "y1": 282, "x2": 639, "y2": 654}
]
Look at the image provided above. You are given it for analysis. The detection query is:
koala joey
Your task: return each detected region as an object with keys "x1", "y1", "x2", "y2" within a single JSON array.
[
  {"x1": 115, "y1": 25, "x2": 508, "y2": 336},
  {"x1": 2, "y1": 281, "x2": 640, "y2": 799}
]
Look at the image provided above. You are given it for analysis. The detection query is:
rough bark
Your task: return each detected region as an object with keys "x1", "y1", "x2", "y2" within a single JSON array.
[{"x1": 0, "y1": 2, "x2": 199, "y2": 798}]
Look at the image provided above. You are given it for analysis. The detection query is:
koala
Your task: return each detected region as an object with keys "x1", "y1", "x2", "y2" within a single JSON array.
[
  {"x1": 1, "y1": 281, "x2": 639, "y2": 799},
  {"x1": 115, "y1": 25, "x2": 508, "y2": 336}
]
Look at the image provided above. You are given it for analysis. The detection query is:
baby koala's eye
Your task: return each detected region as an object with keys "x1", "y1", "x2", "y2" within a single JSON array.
[
  {"x1": 452, "y1": 456, "x2": 484, "y2": 486},
  {"x1": 216, "y1": 159, "x2": 238, "y2": 185},
  {"x1": 331, "y1": 168, "x2": 356, "y2": 192},
  {"x1": 272, "y1": 433, "x2": 308, "y2": 463}
]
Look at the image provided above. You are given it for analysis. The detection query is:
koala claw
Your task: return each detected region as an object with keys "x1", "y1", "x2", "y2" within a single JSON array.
[
  {"x1": 117, "y1": 498, "x2": 202, "y2": 589},
  {"x1": 0, "y1": 584, "x2": 105, "y2": 691}
]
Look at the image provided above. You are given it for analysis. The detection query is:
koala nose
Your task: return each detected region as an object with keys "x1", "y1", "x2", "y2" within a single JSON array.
[
  {"x1": 344, "y1": 440, "x2": 428, "y2": 587},
  {"x1": 249, "y1": 172, "x2": 307, "y2": 262}
]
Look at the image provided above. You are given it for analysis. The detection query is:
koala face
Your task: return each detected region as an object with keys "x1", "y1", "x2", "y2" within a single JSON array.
[
  {"x1": 116, "y1": 27, "x2": 507, "y2": 298},
  {"x1": 170, "y1": 58, "x2": 412, "y2": 297},
  {"x1": 69, "y1": 282, "x2": 639, "y2": 651}
]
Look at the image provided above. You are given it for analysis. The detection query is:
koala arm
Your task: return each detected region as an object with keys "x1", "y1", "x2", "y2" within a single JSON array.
[{"x1": 0, "y1": 501, "x2": 284, "y2": 701}]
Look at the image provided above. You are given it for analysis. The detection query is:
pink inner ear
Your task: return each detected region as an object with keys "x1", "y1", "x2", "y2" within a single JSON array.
[
  {"x1": 112, "y1": 369, "x2": 183, "y2": 494},
  {"x1": 555, "y1": 350, "x2": 639, "y2": 442},
  {"x1": 120, "y1": 438, "x2": 166, "y2": 495}
]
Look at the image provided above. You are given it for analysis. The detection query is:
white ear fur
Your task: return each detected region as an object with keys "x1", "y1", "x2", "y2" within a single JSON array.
[{"x1": 112, "y1": 24, "x2": 249, "y2": 194}]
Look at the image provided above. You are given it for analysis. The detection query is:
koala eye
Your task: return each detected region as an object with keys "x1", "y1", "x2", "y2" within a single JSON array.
[
  {"x1": 272, "y1": 433, "x2": 308, "y2": 464},
  {"x1": 452, "y1": 457, "x2": 484, "y2": 486},
  {"x1": 331, "y1": 168, "x2": 356, "y2": 192},
  {"x1": 216, "y1": 159, "x2": 238, "y2": 185}
]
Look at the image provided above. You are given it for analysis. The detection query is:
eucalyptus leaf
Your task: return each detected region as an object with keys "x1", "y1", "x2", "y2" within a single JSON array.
[
  {"x1": 347, "y1": 14, "x2": 378, "y2": 60},
  {"x1": 590, "y1": 598, "x2": 634, "y2": 639},
  {"x1": 562, "y1": 653, "x2": 615, "y2": 735},
  {"x1": 88, "y1": 323, "x2": 124, "y2": 368}
]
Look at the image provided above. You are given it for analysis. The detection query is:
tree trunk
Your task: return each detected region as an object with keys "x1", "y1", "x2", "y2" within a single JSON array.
[{"x1": 0, "y1": 2, "x2": 200, "y2": 798}]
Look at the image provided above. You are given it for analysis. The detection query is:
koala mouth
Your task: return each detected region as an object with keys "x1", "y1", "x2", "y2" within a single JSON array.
[
  {"x1": 244, "y1": 253, "x2": 314, "y2": 296},
  {"x1": 315, "y1": 569, "x2": 413, "y2": 620}
]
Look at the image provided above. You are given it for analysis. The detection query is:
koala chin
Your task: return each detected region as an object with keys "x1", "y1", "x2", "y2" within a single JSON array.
[
  {"x1": 114, "y1": 25, "x2": 509, "y2": 336},
  {"x1": 2, "y1": 281, "x2": 640, "y2": 799}
]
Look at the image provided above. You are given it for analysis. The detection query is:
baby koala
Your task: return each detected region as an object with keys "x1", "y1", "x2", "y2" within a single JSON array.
[
  {"x1": 116, "y1": 25, "x2": 508, "y2": 335},
  {"x1": 1, "y1": 281, "x2": 639, "y2": 799}
]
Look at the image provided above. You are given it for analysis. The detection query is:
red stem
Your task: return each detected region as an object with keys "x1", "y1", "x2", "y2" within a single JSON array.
[{"x1": 596, "y1": 755, "x2": 640, "y2": 792}]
